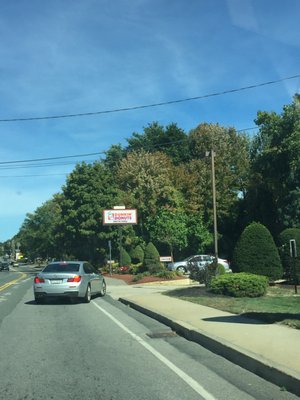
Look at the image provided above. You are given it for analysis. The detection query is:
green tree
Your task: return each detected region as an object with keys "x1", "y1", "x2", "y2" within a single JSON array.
[
  {"x1": 278, "y1": 228, "x2": 300, "y2": 283},
  {"x1": 17, "y1": 194, "x2": 63, "y2": 260},
  {"x1": 119, "y1": 247, "x2": 131, "y2": 266},
  {"x1": 59, "y1": 161, "x2": 121, "y2": 262},
  {"x1": 143, "y1": 242, "x2": 161, "y2": 274},
  {"x1": 130, "y1": 245, "x2": 144, "y2": 264},
  {"x1": 232, "y1": 222, "x2": 283, "y2": 280},
  {"x1": 146, "y1": 209, "x2": 188, "y2": 260},
  {"x1": 247, "y1": 94, "x2": 300, "y2": 234},
  {"x1": 127, "y1": 122, "x2": 189, "y2": 164},
  {"x1": 116, "y1": 150, "x2": 183, "y2": 228},
  {"x1": 187, "y1": 123, "x2": 250, "y2": 225}
]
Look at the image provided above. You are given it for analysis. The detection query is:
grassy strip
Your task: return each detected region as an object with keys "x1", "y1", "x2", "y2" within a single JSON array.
[{"x1": 163, "y1": 286, "x2": 300, "y2": 329}]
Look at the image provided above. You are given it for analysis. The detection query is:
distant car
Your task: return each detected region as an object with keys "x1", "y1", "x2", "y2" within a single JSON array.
[
  {"x1": 0, "y1": 261, "x2": 10, "y2": 271},
  {"x1": 33, "y1": 261, "x2": 106, "y2": 303},
  {"x1": 167, "y1": 255, "x2": 231, "y2": 273}
]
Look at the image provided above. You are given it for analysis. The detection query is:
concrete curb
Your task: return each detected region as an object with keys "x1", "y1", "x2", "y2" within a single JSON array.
[{"x1": 119, "y1": 297, "x2": 300, "y2": 398}]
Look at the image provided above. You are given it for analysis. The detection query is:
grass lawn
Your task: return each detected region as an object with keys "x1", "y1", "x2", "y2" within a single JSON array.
[{"x1": 163, "y1": 285, "x2": 300, "y2": 329}]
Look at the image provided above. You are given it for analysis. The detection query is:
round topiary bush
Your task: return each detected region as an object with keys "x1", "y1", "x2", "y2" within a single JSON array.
[
  {"x1": 143, "y1": 242, "x2": 162, "y2": 274},
  {"x1": 232, "y1": 222, "x2": 283, "y2": 281},
  {"x1": 210, "y1": 273, "x2": 269, "y2": 297},
  {"x1": 119, "y1": 247, "x2": 131, "y2": 267},
  {"x1": 130, "y1": 245, "x2": 145, "y2": 264},
  {"x1": 278, "y1": 228, "x2": 300, "y2": 283}
]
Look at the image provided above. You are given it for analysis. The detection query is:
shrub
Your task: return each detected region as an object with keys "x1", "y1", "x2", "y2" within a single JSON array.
[
  {"x1": 132, "y1": 272, "x2": 151, "y2": 282},
  {"x1": 143, "y1": 242, "x2": 162, "y2": 274},
  {"x1": 216, "y1": 263, "x2": 226, "y2": 275},
  {"x1": 119, "y1": 247, "x2": 131, "y2": 267},
  {"x1": 155, "y1": 270, "x2": 177, "y2": 279},
  {"x1": 232, "y1": 222, "x2": 283, "y2": 281},
  {"x1": 189, "y1": 262, "x2": 217, "y2": 287},
  {"x1": 210, "y1": 273, "x2": 269, "y2": 297},
  {"x1": 130, "y1": 245, "x2": 145, "y2": 264},
  {"x1": 278, "y1": 228, "x2": 300, "y2": 283}
]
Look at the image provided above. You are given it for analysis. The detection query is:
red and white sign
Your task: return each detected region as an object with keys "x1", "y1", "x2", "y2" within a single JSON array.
[
  {"x1": 160, "y1": 256, "x2": 173, "y2": 262},
  {"x1": 103, "y1": 209, "x2": 138, "y2": 225}
]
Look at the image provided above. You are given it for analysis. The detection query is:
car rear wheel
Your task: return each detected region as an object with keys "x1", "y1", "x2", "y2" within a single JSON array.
[
  {"x1": 99, "y1": 280, "x2": 106, "y2": 297},
  {"x1": 34, "y1": 295, "x2": 44, "y2": 304},
  {"x1": 176, "y1": 266, "x2": 186, "y2": 273},
  {"x1": 84, "y1": 284, "x2": 91, "y2": 303}
]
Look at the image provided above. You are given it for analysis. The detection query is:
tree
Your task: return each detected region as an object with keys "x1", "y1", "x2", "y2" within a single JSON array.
[
  {"x1": 146, "y1": 209, "x2": 188, "y2": 260},
  {"x1": 130, "y1": 245, "x2": 144, "y2": 264},
  {"x1": 59, "y1": 161, "x2": 121, "y2": 262},
  {"x1": 232, "y1": 222, "x2": 283, "y2": 280},
  {"x1": 17, "y1": 194, "x2": 63, "y2": 260},
  {"x1": 247, "y1": 94, "x2": 300, "y2": 235},
  {"x1": 116, "y1": 150, "x2": 183, "y2": 230},
  {"x1": 119, "y1": 247, "x2": 131, "y2": 267},
  {"x1": 143, "y1": 242, "x2": 161, "y2": 273},
  {"x1": 187, "y1": 123, "x2": 250, "y2": 226},
  {"x1": 126, "y1": 122, "x2": 189, "y2": 164}
]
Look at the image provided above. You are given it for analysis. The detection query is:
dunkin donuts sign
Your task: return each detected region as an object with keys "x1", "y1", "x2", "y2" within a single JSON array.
[{"x1": 103, "y1": 209, "x2": 138, "y2": 225}]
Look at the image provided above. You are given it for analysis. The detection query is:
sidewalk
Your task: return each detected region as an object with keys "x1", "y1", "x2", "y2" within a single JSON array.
[{"x1": 106, "y1": 277, "x2": 300, "y2": 397}]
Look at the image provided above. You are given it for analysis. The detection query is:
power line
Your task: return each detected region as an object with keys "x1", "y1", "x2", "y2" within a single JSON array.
[
  {"x1": 0, "y1": 125, "x2": 258, "y2": 170},
  {"x1": 0, "y1": 74, "x2": 299, "y2": 122},
  {"x1": 0, "y1": 151, "x2": 104, "y2": 165},
  {"x1": 0, "y1": 173, "x2": 68, "y2": 178}
]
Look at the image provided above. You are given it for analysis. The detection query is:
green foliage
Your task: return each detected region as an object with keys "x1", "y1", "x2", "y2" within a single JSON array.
[
  {"x1": 248, "y1": 95, "x2": 300, "y2": 233},
  {"x1": 210, "y1": 273, "x2": 269, "y2": 297},
  {"x1": 132, "y1": 272, "x2": 151, "y2": 282},
  {"x1": 143, "y1": 242, "x2": 162, "y2": 274},
  {"x1": 59, "y1": 161, "x2": 121, "y2": 262},
  {"x1": 187, "y1": 123, "x2": 250, "y2": 225},
  {"x1": 146, "y1": 209, "x2": 188, "y2": 256},
  {"x1": 155, "y1": 270, "x2": 178, "y2": 279},
  {"x1": 232, "y1": 222, "x2": 283, "y2": 280},
  {"x1": 119, "y1": 247, "x2": 131, "y2": 266},
  {"x1": 189, "y1": 262, "x2": 217, "y2": 287},
  {"x1": 126, "y1": 122, "x2": 189, "y2": 165},
  {"x1": 17, "y1": 194, "x2": 63, "y2": 260},
  {"x1": 216, "y1": 263, "x2": 226, "y2": 275},
  {"x1": 130, "y1": 245, "x2": 144, "y2": 264},
  {"x1": 278, "y1": 228, "x2": 300, "y2": 283}
]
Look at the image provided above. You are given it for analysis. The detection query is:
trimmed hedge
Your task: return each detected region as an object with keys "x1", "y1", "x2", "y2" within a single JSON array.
[
  {"x1": 210, "y1": 273, "x2": 269, "y2": 297},
  {"x1": 130, "y1": 245, "x2": 145, "y2": 264},
  {"x1": 143, "y1": 242, "x2": 162, "y2": 273},
  {"x1": 119, "y1": 247, "x2": 131, "y2": 267},
  {"x1": 232, "y1": 222, "x2": 283, "y2": 280}
]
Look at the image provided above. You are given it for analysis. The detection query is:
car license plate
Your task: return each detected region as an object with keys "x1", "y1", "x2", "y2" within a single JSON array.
[{"x1": 51, "y1": 280, "x2": 62, "y2": 284}]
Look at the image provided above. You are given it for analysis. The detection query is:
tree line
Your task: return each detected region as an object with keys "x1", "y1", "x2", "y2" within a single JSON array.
[{"x1": 5, "y1": 95, "x2": 299, "y2": 267}]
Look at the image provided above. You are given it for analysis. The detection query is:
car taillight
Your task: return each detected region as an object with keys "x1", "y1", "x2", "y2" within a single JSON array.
[
  {"x1": 34, "y1": 277, "x2": 45, "y2": 283},
  {"x1": 67, "y1": 275, "x2": 81, "y2": 283}
]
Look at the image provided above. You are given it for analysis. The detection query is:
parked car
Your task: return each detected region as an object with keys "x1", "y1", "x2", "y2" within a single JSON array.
[
  {"x1": 167, "y1": 255, "x2": 231, "y2": 273},
  {"x1": 0, "y1": 261, "x2": 10, "y2": 271},
  {"x1": 33, "y1": 261, "x2": 106, "y2": 303}
]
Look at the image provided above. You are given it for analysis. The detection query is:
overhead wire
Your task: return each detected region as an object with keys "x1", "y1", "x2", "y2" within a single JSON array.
[{"x1": 0, "y1": 74, "x2": 299, "y2": 122}]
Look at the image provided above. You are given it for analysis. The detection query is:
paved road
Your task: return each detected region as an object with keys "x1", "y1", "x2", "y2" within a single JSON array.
[{"x1": 0, "y1": 273, "x2": 298, "y2": 400}]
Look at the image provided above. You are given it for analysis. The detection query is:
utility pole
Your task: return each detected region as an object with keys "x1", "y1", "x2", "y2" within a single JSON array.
[{"x1": 206, "y1": 150, "x2": 218, "y2": 261}]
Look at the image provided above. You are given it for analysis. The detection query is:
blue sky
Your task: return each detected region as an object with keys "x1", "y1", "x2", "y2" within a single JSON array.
[{"x1": 0, "y1": 0, "x2": 299, "y2": 242}]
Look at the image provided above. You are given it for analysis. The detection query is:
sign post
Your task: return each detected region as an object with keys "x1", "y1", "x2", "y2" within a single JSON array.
[
  {"x1": 103, "y1": 208, "x2": 138, "y2": 268},
  {"x1": 108, "y1": 240, "x2": 112, "y2": 276},
  {"x1": 289, "y1": 239, "x2": 298, "y2": 294}
]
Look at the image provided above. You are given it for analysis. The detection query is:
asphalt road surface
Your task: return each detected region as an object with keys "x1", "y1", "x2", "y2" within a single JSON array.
[{"x1": 0, "y1": 269, "x2": 298, "y2": 400}]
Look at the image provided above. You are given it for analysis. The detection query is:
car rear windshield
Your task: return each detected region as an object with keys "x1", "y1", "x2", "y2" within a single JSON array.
[{"x1": 43, "y1": 263, "x2": 80, "y2": 273}]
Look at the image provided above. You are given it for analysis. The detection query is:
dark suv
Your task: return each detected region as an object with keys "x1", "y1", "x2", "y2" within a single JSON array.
[{"x1": 0, "y1": 261, "x2": 10, "y2": 271}]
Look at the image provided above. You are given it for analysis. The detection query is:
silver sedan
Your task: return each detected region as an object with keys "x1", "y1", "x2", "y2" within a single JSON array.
[{"x1": 33, "y1": 261, "x2": 106, "y2": 303}]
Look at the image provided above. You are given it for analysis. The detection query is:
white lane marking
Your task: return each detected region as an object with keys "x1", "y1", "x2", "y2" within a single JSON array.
[
  {"x1": 92, "y1": 301, "x2": 217, "y2": 400},
  {"x1": 4, "y1": 292, "x2": 12, "y2": 296}
]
